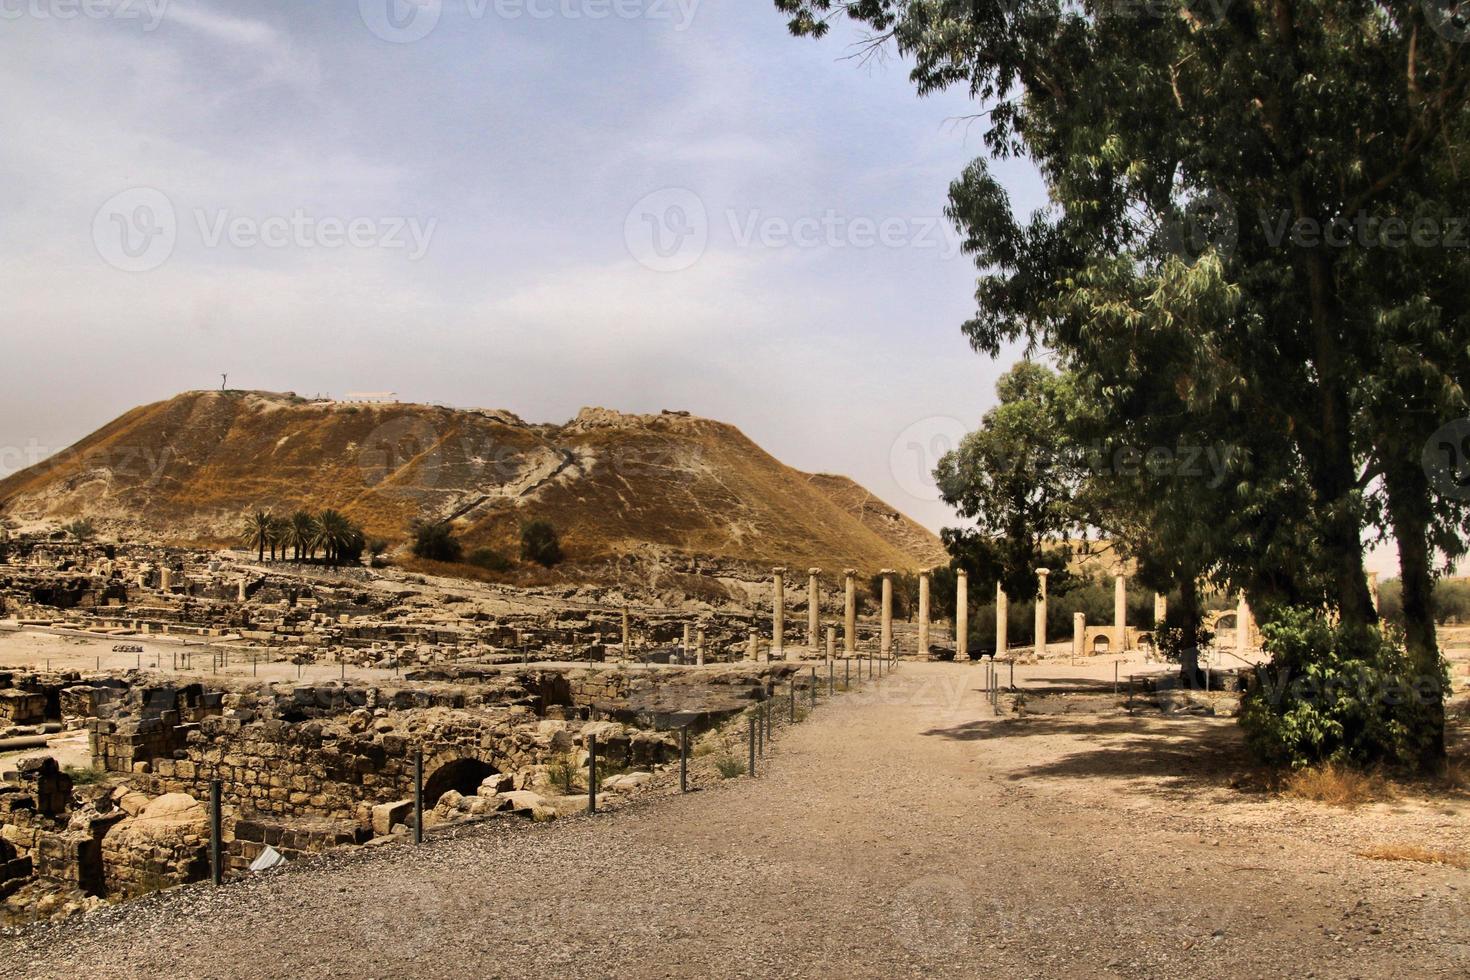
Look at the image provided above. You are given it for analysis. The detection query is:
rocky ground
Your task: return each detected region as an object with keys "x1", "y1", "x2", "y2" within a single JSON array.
[{"x1": 2, "y1": 660, "x2": 1466, "y2": 979}]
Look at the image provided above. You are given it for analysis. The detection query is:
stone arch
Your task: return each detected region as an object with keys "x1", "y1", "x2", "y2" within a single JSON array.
[
  {"x1": 1213, "y1": 612, "x2": 1238, "y2": 633},
  {"x1": 1091, "y1": 635, "x2": 1111, "y2": 654},
  {"x1": 421, "y1": 748, "x2": 501, "y2": 806}
]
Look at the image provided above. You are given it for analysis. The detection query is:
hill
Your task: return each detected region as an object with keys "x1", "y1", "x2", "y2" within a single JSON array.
[{"x1": 0, "y1": 391, "x2": 947, "y2": 576}]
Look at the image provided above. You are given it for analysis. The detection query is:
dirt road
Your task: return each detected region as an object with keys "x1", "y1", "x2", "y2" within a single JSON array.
[{"x1": 3, "y1": 661, "x2": 1465, "y2": 979}]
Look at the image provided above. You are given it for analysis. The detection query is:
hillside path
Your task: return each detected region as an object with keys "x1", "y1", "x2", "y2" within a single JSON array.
[{"x1": 2, "y1": 662, "x2": 1463, "y2": 979}]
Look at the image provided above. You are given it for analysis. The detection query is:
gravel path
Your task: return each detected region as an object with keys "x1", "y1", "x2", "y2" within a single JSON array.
[{"x1": 2, "y1": 662, "x2": 1464, "y2": 979}]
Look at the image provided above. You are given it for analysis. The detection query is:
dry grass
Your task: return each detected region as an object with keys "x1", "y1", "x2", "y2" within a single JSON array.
[
  {"x1": 1357, "y1": 843, "x2": 1470, "y2": 870},
  {"x1": 1280, "y1": 763, "x2": 1395, "y2": 807}
]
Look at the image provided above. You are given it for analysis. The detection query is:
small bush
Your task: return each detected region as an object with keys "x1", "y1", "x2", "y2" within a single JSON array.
[
  {"x1": 520, "y1": 520, "x2": 564, "y2": 568},
  {"x1": 1238, "y1": 608, "x2": 1446, "y2": 769},
  {"x1": 715, "y1": 756, "x2": 747, "y2": 779},
  {"x1": 63, "y1": 518, "x2": 97, "y2": 542},
  {"x1": 546, "y1": 754, "x2": 582, "y2": 794},
  {"x1": 410, "y1": 521, "x2": 462, "y2": 563},
  {"x1": 467, "y1": 547, "x2": 513, "y2": 572},
  {"x1": 64, "y1": 766, "x2": 107, "y2": 786}
]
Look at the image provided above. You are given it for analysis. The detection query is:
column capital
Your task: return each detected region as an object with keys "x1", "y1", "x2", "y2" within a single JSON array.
[
  {"x1": 844, "y1": 567, "x2": 857, "y2": 577},
  {"x1": 808, "y1": 567, "x2": 822, "y2": 576},
  {"x1": 879, "y1": 568, "x2": 897, "y2": 577},
  {"x1": 1036, "y1": 567, "x2": 1050, "y2": 577},
  {"x1": 773, "y1": 566, "x2": 788, "y2": 575}
]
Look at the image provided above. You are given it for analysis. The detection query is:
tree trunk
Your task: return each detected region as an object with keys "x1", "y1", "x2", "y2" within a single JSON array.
[
  {"x1": 1384, "y1": 459, "x2": 1446, "y2": 765},
  {"x1": 1178, "y1": 576, "x2": 1204, "y2": 688}
]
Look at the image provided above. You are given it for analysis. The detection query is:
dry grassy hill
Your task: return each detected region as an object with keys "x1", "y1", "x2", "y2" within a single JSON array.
[{"x1": 0, "y1": 391, "x2": 945, "y2": 576}]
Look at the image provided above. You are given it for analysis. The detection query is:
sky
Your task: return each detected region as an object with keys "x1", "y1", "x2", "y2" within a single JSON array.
[{"x1": 0, "y1": 0, "x2": 1402, "y2": 576}]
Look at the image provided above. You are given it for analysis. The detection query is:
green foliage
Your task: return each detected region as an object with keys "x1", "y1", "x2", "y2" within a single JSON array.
[
  {"x1": 411, "y1": 521, "x2": 462, "y2": 563},
  {"x1": 1239, "y1": 609, "x2": 1447, "y2": 770},
  {"x1": 546, "y1": 754, "x2": 582, "y2": 794},
  {"x1": 714, "y1": 755, "x2": 747, "y2": 779},
  {"x1": 934, "y1": 362, "x2": 1083, "y2": 602},
  {"x1": 520, "y1": 520, "x2": 563, "y2": 567},
  {"x1": 1378, "y1": 578, "x2": 1470, "y2": 626},
  {"x1": 467, "y1": 547, "x2": 513, "y2": 572},
  {"x1": 63, "y1": 765, "x2": 106, "y2": 786}
]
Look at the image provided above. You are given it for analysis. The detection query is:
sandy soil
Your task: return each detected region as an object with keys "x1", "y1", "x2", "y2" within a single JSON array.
[{"x1": 2, "y1": 660, "x2": 1465, "y2": 979}]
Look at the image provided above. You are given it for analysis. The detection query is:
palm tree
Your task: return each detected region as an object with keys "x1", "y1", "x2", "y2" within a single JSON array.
[
  {"x1": 267, "y1": 516, "x2": 289, "y2": 562},
  {"x1": 285, "y1": 511, "x2": 317, "y2": 562},
  {"x1": 242, "y1": 510, "x2": 273, "y2": 562},
  {"x1": 313, "y1": 510, "x2": 352, "y2": 566}
]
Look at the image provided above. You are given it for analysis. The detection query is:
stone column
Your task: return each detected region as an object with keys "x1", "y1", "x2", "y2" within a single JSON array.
[
  {"x1": 825, "y1": 625, "x2": 836, "y2": 661},
  {"x1": 843, "y1": 569, "x2": 857, "y2": 655},
  {"x1": 995, "y1": 583, "x2": 1008, "y2": 658},
  {"x1": 1153, "y1": 592, "x2": 1167, "y2": 626},
  {"x1": 879, "y1": 569, "x2": 895, "y2": 656},
  {"x1": 1114, "y1": 573, "x2": 1127, "y2": 651},
  {"x1": 622, "y1": 608, "x2": 631, "y2": 652},
  {"x1": 771, "y1": 567, "x2": 786, "y2": 659},
  {"x1": 1034, "y1": 569, "x2": 1049, "y2": 658},
  {"x1": 917, "y1": 569, "x2": 931, "y2": 660},
  {"x1": 1368, "y1": 572, "x2": 1380, "y2": 614},
  {"x1": 160, "y1": 566, "x2": 172, "y2": 591},
  {"x1": 682, "y1": 623, "x2": 692, "y2": 665},
  {"x1": 696, "y1": 629, "x2": 705, "y2": 667},
  {"x1": 1073, "y1": 612, "x2": 1086, "y2": 659},
  {"x1": 1236, "y1": 594, "x2": 1251, "y2": 651},
  {"x1": 238, "y1": 578, "x2": 248, "y2": 603},
  {"x1": 956, "y1": 569, "x2": 969, "y2": 663},
  {"x1": 808, "y1": 568, "x2": 822, "y2": 656},
  {"x1": 747, "y1": 631, "x2": 759, "y2": 662}
]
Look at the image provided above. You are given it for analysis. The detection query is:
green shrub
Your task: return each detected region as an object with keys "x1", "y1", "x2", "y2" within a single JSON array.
[
  {"x1": 410, "y1": 521, "x2": 462, "y2": 563},
  {"x1": 715, "y1": 756, "x2": 747, "y2": 779},
  {"x1": 520, "y1": 520, "x2": 563, "y2": 567},
  {"x1": 467, "y1": 547, "x2": 512, "y2": 572},
  {"x1": 1238, "y1": 608, "x2": 1446, "y2": 769},
  {"x1": 64, "y1": 766, "x2": 106, "y2": 786},
  {"x1": 546, "y1": 754, "x2": 582, "y2": 794}
]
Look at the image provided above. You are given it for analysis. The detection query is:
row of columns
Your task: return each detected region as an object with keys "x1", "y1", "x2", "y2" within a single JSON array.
[{"x1": 763, "y1": 565, "x2": 1261, "y2": 662}]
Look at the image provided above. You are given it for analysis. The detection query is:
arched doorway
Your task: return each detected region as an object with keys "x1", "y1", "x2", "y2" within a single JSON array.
[{"x1": 423, "y1": 758, "x2": 499, "y2": 806}]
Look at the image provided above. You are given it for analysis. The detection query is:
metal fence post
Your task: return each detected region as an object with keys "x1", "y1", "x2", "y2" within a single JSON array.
[
  {"x1": 680, "y1": 726, "x2": 689, "y2": 793},
  {"x1": 748, "y1": 715, "x2": 756, "y2": 777},
  {"x1": 588, "y1": 734, "x2": 599, "y2": 814},
  {"x1": 209, "y1": 779, "x2": 223, "y2": 887},
  {"x1": 828, "y1": 659, "x2": 834, "y2": 696},
  {"x1": 810, "y1": 668, "x2": 817, "y2": 707},
  {"x1": 413, "y1": 749, "x2": 424, "y2": 844},
  {"x1": 789, "y1": 679, "x2": 796, "y2": 722},
  {"x1": 757, "y1": 703, "x2": 764, "y2": 757}
]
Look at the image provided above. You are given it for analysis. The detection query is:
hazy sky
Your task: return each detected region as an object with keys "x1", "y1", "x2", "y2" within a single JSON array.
[{"x1": 0, "y1": 0, "x2": 1401, "y2": 575}]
